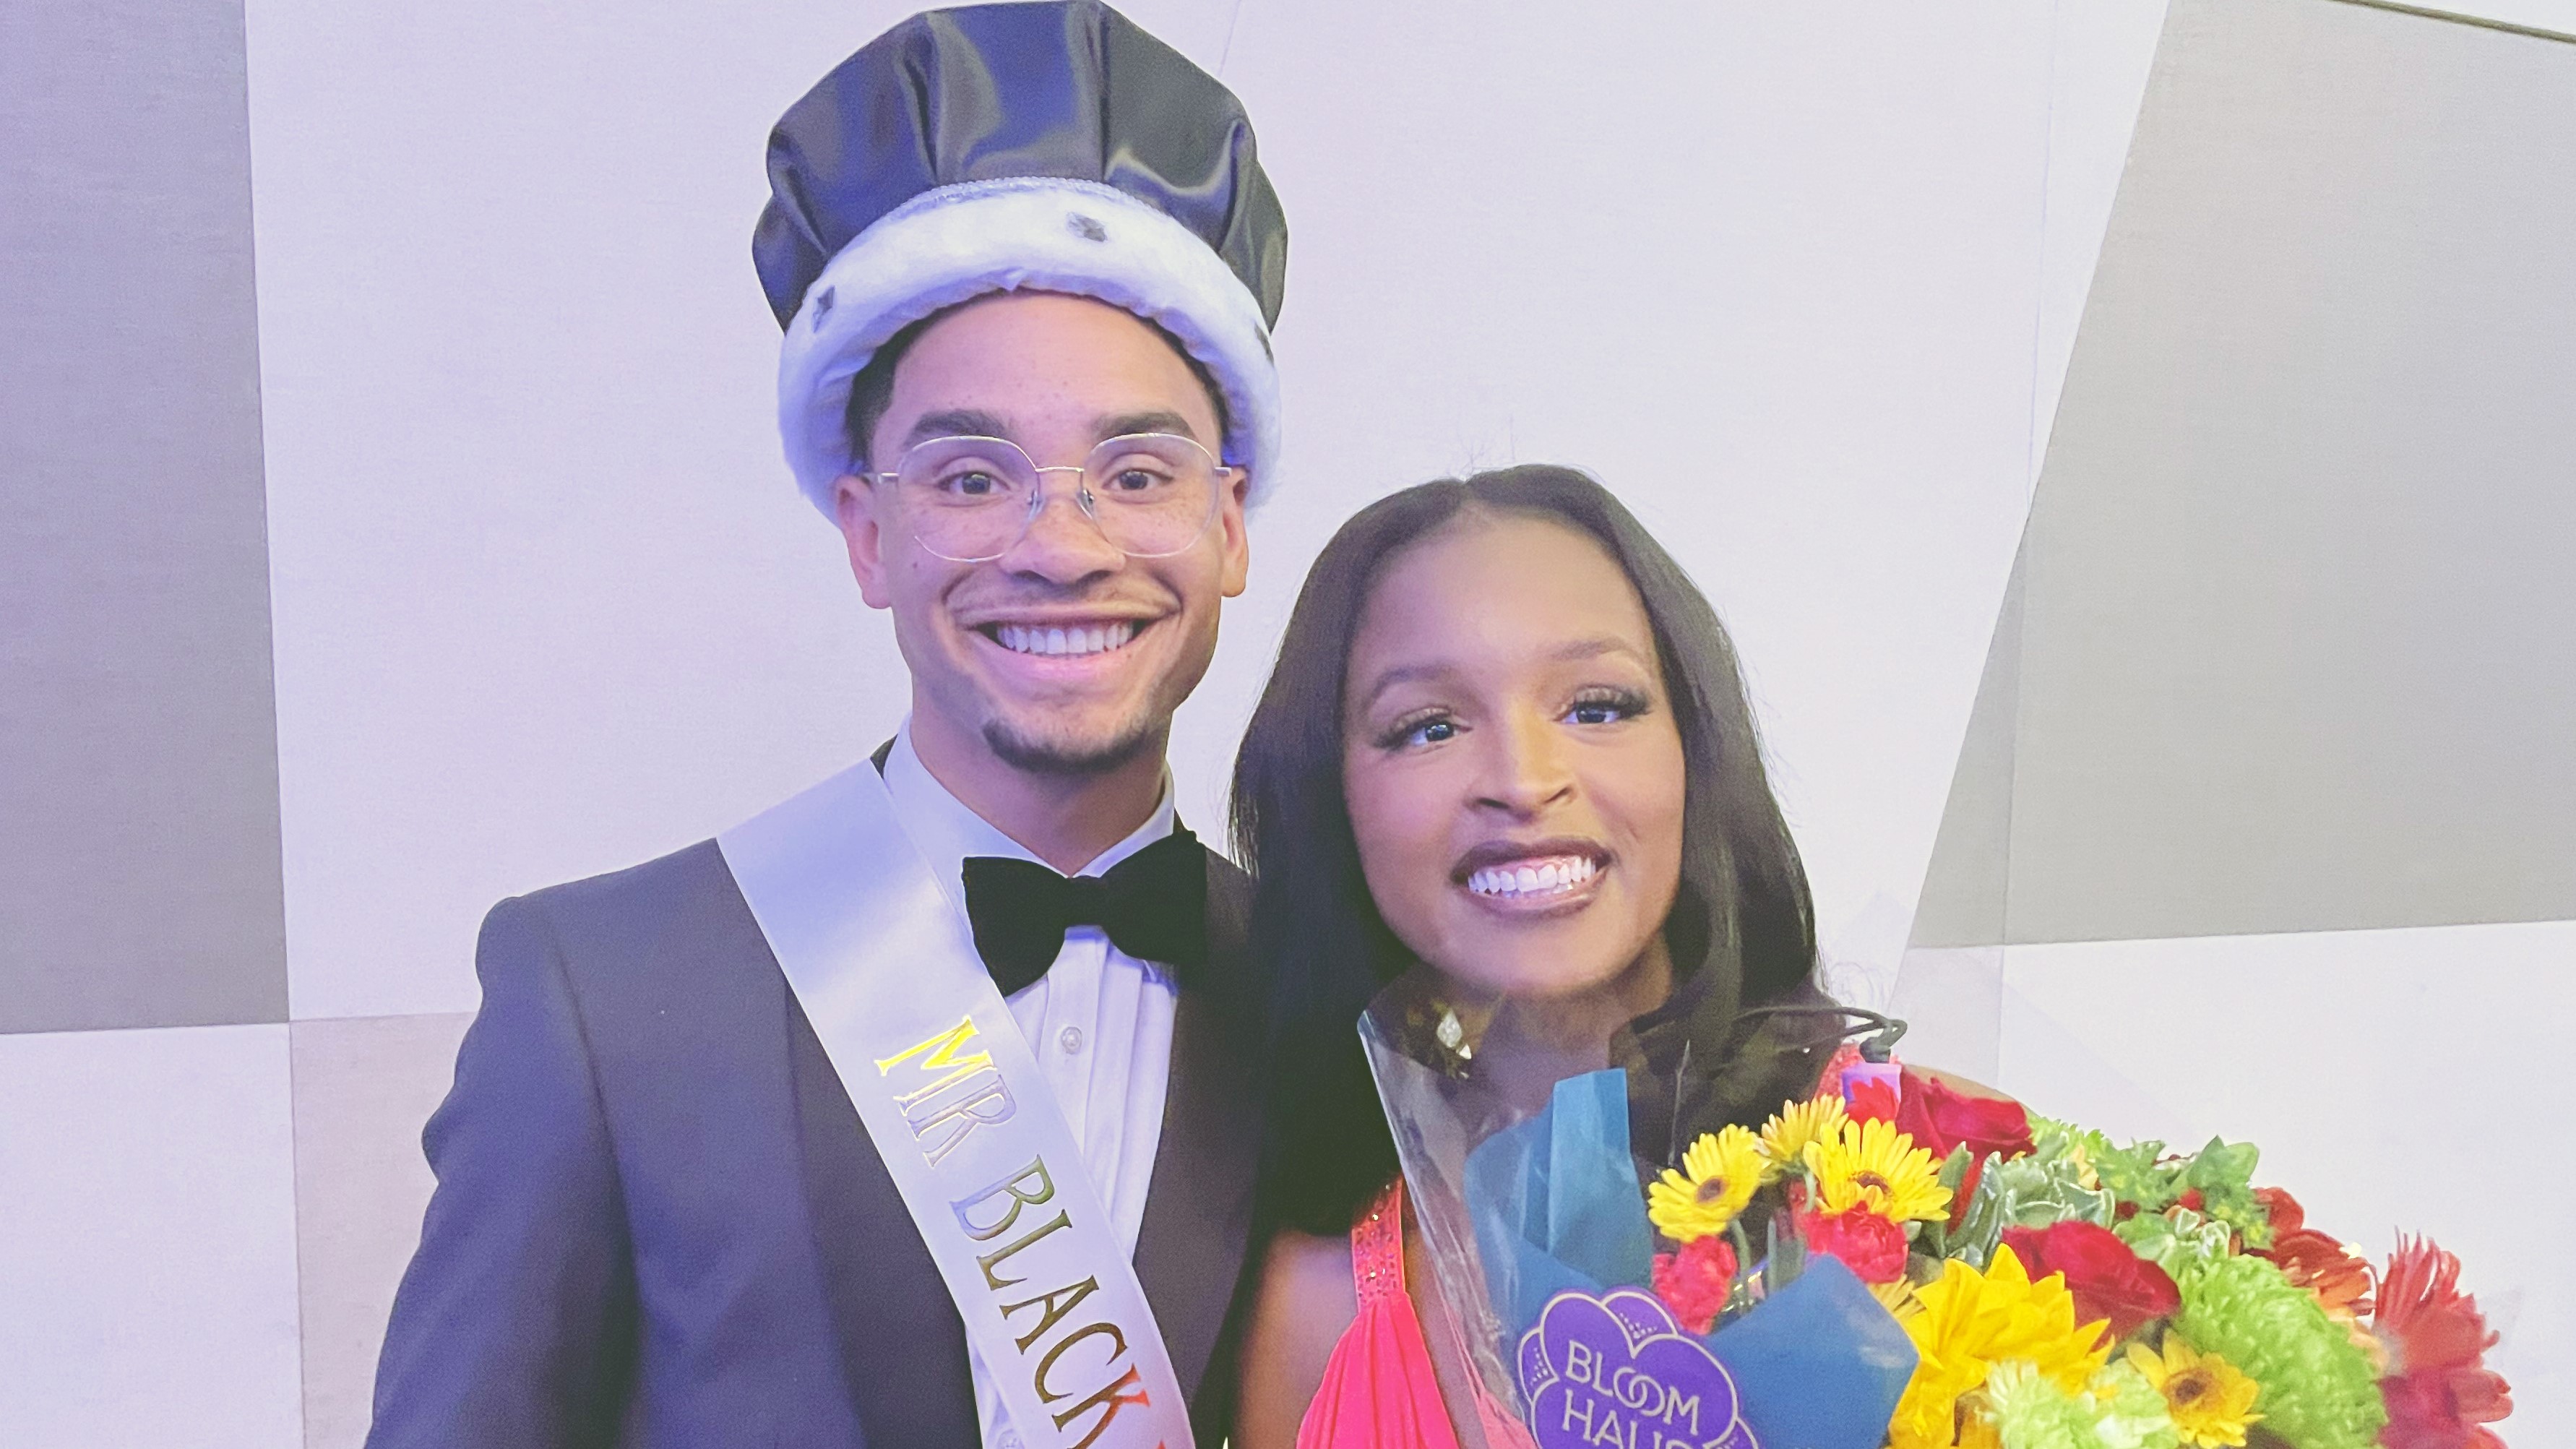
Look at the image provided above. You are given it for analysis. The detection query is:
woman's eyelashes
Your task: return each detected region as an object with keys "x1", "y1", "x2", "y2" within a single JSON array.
[
  {"x1": 1371, "y1": 685, "x2": 1653, "y2": 751},
  {"x1": 1374, "y1": 708, "x2": 1457, "y2": 750},
  {"x1": 1562, "y1": 686, "x2": 1651, "y2": 727}
]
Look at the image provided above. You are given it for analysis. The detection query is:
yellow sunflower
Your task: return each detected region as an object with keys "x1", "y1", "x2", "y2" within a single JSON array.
[
  {"x1": 1806, "y1": 1116, "x2": 1952, "y2": 1224},
  {"x1": 1647, "y1": 1125, "x2": 1766, "y2": 1243},
  {"x1": 2127, "y1": 1337, "x2": 2262, "y2": 1448},
  {"x1": 1870, "y1": 1276, "x2": 1923, "y2": 1320},
  {"x1": 1888, "y1": 1247, "x2": 2112, "y2": 1449},
  {"x1": 1758, "y1": 1092, "x2": 1848, "y2": 1174}
]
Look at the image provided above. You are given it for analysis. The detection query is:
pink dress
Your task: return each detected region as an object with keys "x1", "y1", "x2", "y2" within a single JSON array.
[{"x1": 1294, "y1": 1179, "x2": 1468, "y2": 1449}]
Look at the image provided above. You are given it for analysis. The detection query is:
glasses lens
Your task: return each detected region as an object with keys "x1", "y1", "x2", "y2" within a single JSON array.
[
  {"x1": 895, "y1": 437, "x2": 1037, "y2": 560},
  {"x1": 1084, "y1": 434, "x2": 1222, "y2": 557}
]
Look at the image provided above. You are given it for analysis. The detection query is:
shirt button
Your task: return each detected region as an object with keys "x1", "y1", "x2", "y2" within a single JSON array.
[{"x1": 1059, "y1": 1026, "x2": 1085, "y2": 1055}]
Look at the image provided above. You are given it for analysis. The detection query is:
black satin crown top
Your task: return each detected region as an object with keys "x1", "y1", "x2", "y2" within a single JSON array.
[{"x1": 754, "y1": 0, "x2": 1288, "y2": 330}]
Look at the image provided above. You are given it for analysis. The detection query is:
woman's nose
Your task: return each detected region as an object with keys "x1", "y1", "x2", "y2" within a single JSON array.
[{"x1": 1473, "y1": 708, "x2": 1577, "y2": 817}]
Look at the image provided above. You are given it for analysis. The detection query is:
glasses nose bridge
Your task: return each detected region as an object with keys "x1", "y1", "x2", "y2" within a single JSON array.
[{"x1": 1021, "y1": 460, "x2": 1100, "y2": 525}]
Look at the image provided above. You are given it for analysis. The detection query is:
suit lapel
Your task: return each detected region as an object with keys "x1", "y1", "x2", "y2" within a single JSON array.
[
  {"x1": 791, "y1": 736, "x2": 981, "y2": 1445},
  {"x1": 1133, "y1": 856, "x2": 1265, "y2": 1437}
]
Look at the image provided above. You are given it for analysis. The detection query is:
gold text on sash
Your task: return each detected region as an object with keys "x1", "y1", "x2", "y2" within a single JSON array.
[
  {"x1": 872, "y1": 1014, "x2": 1160, "y2": 1449},
  {"x1": 874, "y1": 1015, "x2": 1018, "y2": 1163}
]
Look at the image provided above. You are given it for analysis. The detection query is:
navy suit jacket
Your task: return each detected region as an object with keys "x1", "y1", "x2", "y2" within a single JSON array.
[{"x1": 366, "y1": 835, "x2": 1265, "y2": 1448}]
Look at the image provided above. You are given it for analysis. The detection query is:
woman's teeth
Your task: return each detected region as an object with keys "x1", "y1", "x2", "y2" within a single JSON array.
[
  {"x1": 992, "y1": 621, "x2": 1138, "y2": 657},
  {"x1": 1465, "y1": 856, "x2": 1599, "y2": 898}
]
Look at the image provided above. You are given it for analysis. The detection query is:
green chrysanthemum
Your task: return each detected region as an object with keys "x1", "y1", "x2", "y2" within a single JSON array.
[
  {"x1": 2174, "y1": 1255, "x2": 2385, "y2": 1449},
  {"x1": 1985, "y1": 1358, "x2": 2182, "y2": 1449}
]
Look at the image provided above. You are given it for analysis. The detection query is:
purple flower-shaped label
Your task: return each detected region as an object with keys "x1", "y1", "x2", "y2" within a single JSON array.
[{"x1": 1516, "y1": 1288, "x2": 1759, "y2": 1449}]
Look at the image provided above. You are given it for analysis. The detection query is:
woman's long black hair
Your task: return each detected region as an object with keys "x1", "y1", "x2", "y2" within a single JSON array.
[{"x1": 1231, "y1": 465, "x2": 1837, "y2": 1237}]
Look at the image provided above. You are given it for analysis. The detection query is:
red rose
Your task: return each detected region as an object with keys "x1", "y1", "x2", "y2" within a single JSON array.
[
  {"x1": 1651, "y1": 1234, "x2": 1739, "y2": 1336},
  {"x1": 1998, "y1": 1221, "x2": 2179, "y2": 1341},
  {"x1": 1895, "y1": 1070, "x2": 2036, "y2": 1162},
  {"x1": 1802, "y1": 1206, "x2": 1910, "y2": 1285}
]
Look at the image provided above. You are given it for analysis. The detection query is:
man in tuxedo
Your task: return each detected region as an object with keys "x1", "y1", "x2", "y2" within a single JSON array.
[{"x1": 366, "y1": 5, "x2": 1288, "y2": 1445}]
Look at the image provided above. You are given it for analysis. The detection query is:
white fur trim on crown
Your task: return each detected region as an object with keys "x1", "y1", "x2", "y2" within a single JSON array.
[{"x1": 778, "y1": 176, "x2": 1281, "y2": 520}]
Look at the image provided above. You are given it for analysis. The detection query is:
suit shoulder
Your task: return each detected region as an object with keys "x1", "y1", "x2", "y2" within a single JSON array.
[
  {"x1": 489, "y1": 838, "x2": 750, "y2": 973},
  {"x1": 502, "y1": 835, "x2": 731, "y2": 938}
]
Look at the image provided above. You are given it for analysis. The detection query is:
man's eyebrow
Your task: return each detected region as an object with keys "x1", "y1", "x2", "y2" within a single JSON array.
[
  {"x1": 1095, "y1": 410, "x2": 1199, "y2": 443},
  {"x1": 903, "y1": 408, "x2": 1015, "y2": 449}
]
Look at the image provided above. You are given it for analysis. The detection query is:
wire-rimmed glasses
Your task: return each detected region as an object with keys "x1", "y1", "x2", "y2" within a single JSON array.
[{"x1": 867, "y1": 433, "x2": 1235, "y2": 564}]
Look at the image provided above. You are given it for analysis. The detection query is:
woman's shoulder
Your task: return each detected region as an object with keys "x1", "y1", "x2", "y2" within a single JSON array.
[
  {"x1": 1235, "y1": 1226, "x2": 1361, "y2": 1449},
  {"x1": 1260, "y1": 1226, "x2": 1361, "y2": 1307}
]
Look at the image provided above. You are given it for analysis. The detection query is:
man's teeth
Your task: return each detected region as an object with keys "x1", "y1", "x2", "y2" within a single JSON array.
[
  {"x1": 993, "y1": 622, "x2": 1139, "y2": 657},
  {"x1": 1465, "y1": 856, "x2": 1600, "y2": 898}
]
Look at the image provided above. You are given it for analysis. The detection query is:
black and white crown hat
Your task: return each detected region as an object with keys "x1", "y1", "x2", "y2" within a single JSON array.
[{"x1": 757, "y1": 0, "x2": 1288, "y2": 519}]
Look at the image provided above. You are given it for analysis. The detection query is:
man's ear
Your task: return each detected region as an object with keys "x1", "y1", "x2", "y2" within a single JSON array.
[
  {"x1": 1217, "y1": 469, "x2": 1252, "y2": 598},
  {"x1": 836, "y1": 475, "x2": 895, "y2": 609}
]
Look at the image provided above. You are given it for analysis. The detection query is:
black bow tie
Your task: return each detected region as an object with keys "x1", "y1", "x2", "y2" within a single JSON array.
[{"x1": 960, "y1": 827, "x2": 1209, "y2": 996}]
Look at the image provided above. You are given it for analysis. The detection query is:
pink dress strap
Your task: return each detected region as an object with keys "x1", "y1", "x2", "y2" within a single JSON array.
[{"x1": 1293, "y1": 1179, "x2": 1468, "y2": 1449}]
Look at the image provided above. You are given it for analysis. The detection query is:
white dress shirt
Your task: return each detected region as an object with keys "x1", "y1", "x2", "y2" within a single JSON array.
[{"x1": 881, "y1": 723, "x2": 1179, "y2": 1449}]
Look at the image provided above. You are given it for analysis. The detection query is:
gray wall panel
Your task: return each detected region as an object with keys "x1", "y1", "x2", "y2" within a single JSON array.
[
  {"x1": 1918, "y1": 0, "x2": 2576, "y2": 946},
  {"x1": 1911, "y1": 556, "x2": 2026, "y2": 948},
  {"x1": 0, "y1": 0, "x2": 287, "y2": 1030}
]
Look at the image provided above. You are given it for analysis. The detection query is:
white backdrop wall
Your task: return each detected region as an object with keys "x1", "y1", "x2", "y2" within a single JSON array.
[
  {"x1": 253, "y1": 0, "x2": 2169, "y2": 1023},
  {"x1": 4, "y1": 1, "x2": 2570, "y2": 1444}
]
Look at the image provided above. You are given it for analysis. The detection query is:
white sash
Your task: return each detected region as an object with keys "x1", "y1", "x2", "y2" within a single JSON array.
[{"x1": 719, "y1": 763, "x2": 1193, "y2": 1449}]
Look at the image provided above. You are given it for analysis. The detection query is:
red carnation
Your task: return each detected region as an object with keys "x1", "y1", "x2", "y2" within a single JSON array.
[
  {"x1": 1895, "y1": 1070, "x2": 2036, "y2": 1163},
  {"x1": 2372, "y1": 1237, "x2": 2510, "y2": 1449},
  {"x1": 1998, "y1": 1221, "x2": 2179, "y2": 1341},
  {"x1": 1650, "y1": 1233, "x2": 1739, "y2": 1336},
  {"x1": 1845, "y1": 1074, "x2": 1900, "y2": 1125},
  {"x1": 1802, "y1": 1206, "x2": 1910, "y2": 1285}
]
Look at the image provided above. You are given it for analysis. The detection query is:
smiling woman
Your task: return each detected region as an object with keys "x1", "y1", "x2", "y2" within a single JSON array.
[{"x1": 1230, "y1": 466, "x2": 1841, "y2": 1448}]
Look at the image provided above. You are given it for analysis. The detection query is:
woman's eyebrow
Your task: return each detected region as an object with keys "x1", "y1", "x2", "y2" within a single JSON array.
[
  {"x1": 1547, "y1": 636, "x2": 1650, "y2": 665},
  {"x1": 1354, "y1": 660, "x2": 1453, "y2": 715}
]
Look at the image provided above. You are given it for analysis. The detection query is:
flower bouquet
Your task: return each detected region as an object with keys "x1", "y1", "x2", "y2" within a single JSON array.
[{"x1": 1358, "y1": 964, "x2": 2512, "y2": 1449}]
